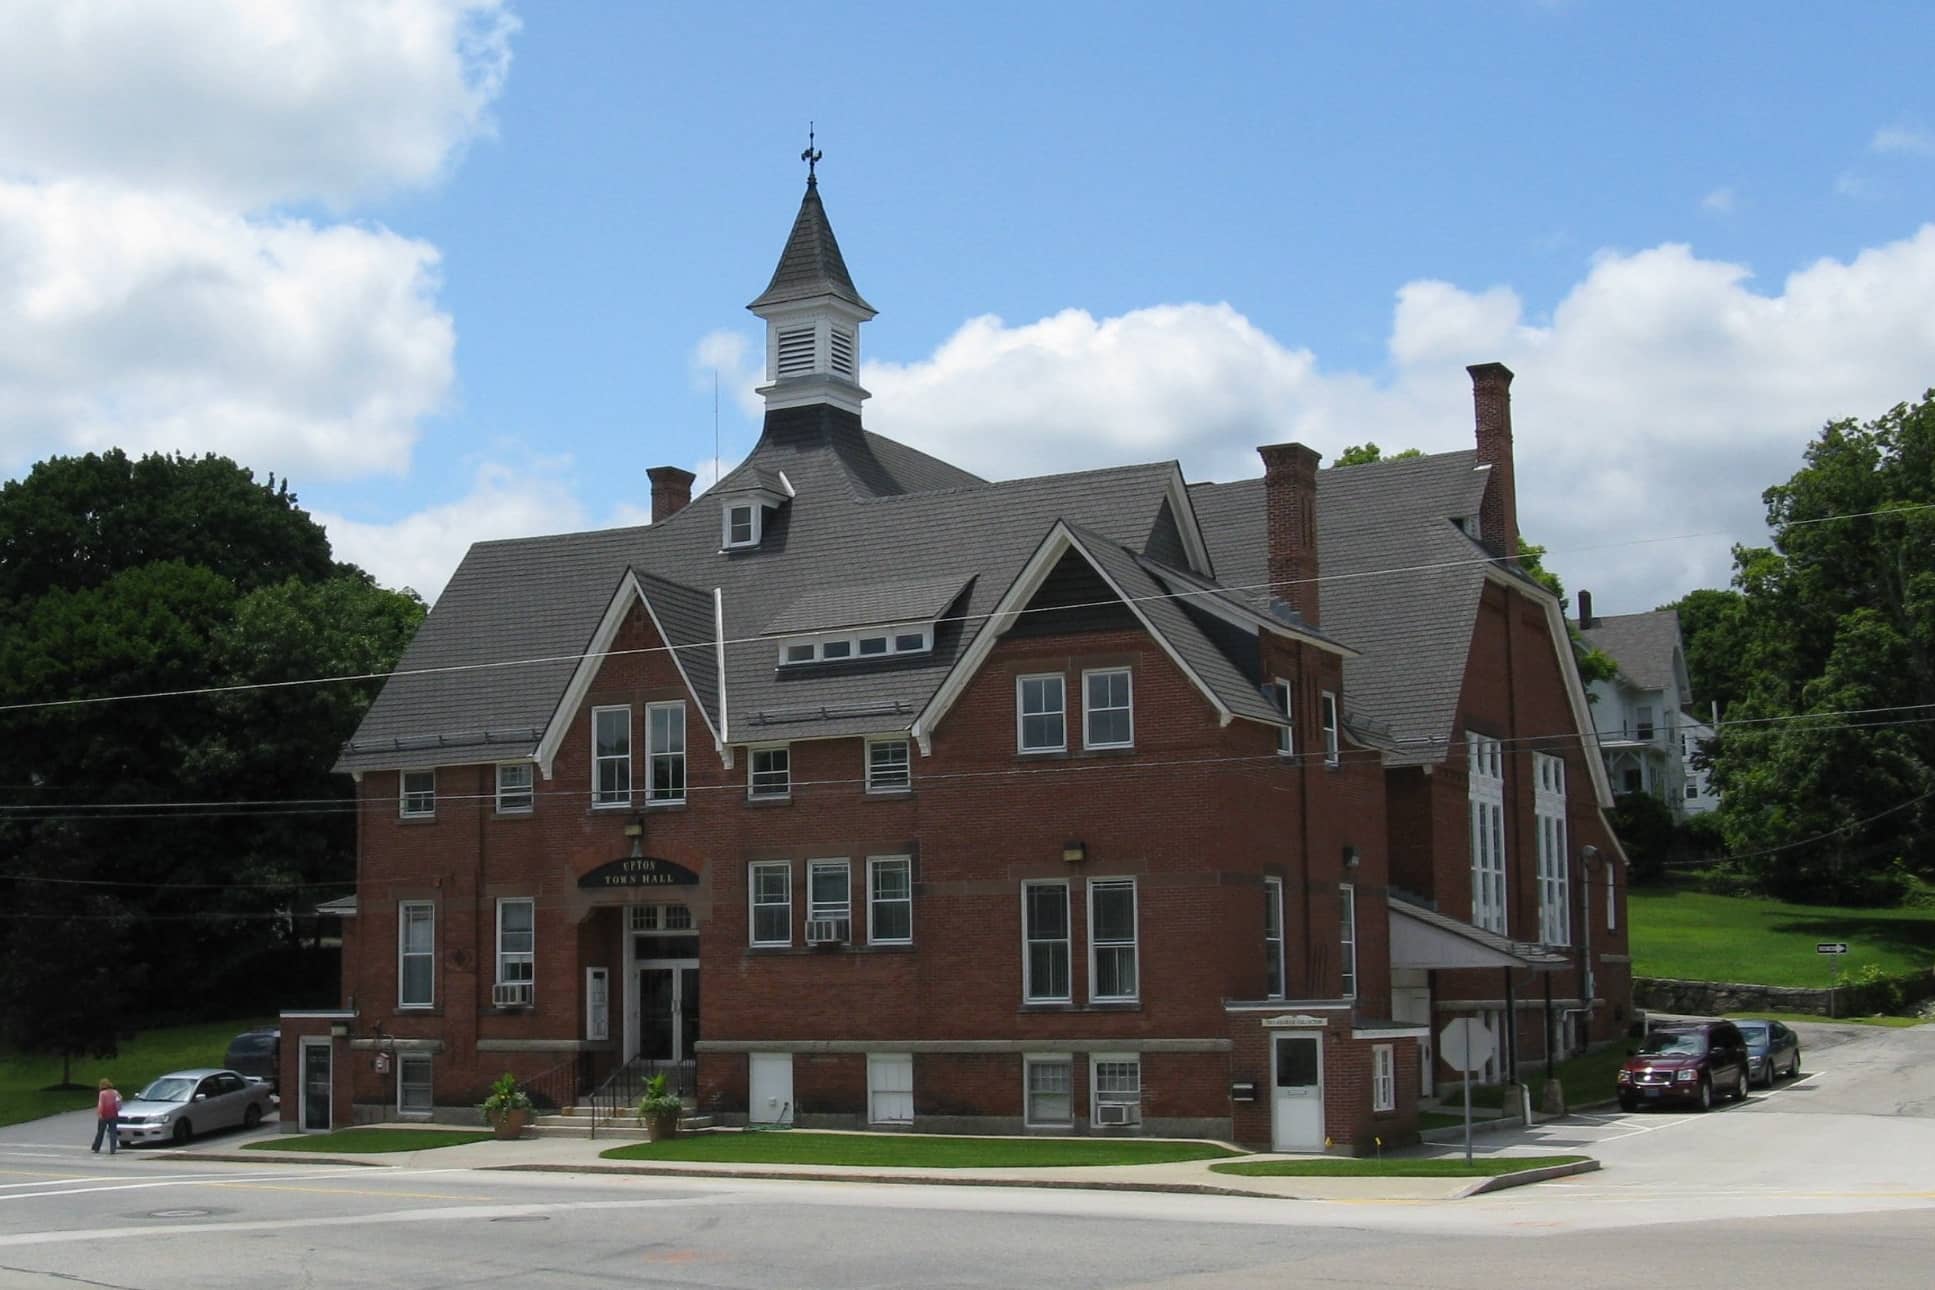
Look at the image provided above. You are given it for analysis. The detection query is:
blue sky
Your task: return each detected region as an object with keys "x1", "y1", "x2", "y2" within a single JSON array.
[{"x1": 2, "y1": 2, "x2": 1931, "y2": 615}]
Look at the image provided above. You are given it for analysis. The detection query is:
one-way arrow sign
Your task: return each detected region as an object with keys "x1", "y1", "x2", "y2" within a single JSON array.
[{"x1": 1816, "y1": 942, "x2": 1849, "y2": 955}]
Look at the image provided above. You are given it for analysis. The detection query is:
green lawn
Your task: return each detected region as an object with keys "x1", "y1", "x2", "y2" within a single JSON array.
[
  {"x1": 1628, "y1": 887, "x2": 1935, "y2": 987},
  {"x1": 1211, "y1": 1154, "x2": 1588, "y2": 1178},
  {"x1": 0, "y1": 1018, "x2": 272, "y2": 1129},
  {"x1": 1417, "y1": 1111, "x2": 1466, "y2": 1131},
  {"x1": 247, "y1": 1128, "x2": 491, "y2": 1154},
  {"x1": 600, "y1": 1131, "x2": 1240, "y2": 1168}
]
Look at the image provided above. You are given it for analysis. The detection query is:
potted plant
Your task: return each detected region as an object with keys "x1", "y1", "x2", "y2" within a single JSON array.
[
  {"x1": 481, "y1": 1072, "x2": 534, "y2": 1140},
  {"x1": 636, "y1": 1073, "x2": 683, "y2": 1142}
]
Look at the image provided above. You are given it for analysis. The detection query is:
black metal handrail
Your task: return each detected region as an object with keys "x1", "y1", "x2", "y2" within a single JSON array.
[
  {"x1": 586, "y1": 1057, "x2": 693, "y2": 1139},
  {"x1": 520, "y1": 1053, "x2": 592, "y2": 1114}
]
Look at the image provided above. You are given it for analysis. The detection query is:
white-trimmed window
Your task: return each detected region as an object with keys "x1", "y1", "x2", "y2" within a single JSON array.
[
  {"x1": 1024, "y1": 1055, "x2": 1073, "y2": 1126},
  {"x1": 868, "y1": 855, "x2": 913, "y2": 944},
  {"x1": 647, "y1": 702, "x2": 686, "y2": 804},
  {"x1": 497, "y1": 898, "x2": 534, "y2": 989},
  {"x1": 1088, "y1": 878, "x2": 1139, "y2": 1002},
  {"x1": 723, "y1": 501, "x2": 760, "y2": 549},
  {"x1": 592, "y1": 706, "x2": 631, "y2": 808},
  {"x1": 1022, "y1": 880, "x2": 1071, "y2": 1002},
  {"x1": 1468, "y1": 732, "x2": 1507, "y2": 934},
  {"x1": 1017, "y1": 674, "x2": 1066, "y2": 753},
  {"x1": 749, "y1": 861, "x2": 791, "y2": 946},
  {"x1": 398, "y1": 901, "x2": 434, "y2": 1008},
  {"x1": 780, "y1": 625, "x2": 933, "y2": 666},
  {"x1": 398, "y1": 1053, "x2": 433, "y2": 1117},
  {"x1": 1091, "y1": 1054, "x2": 1142, "y2": 1127},
  {"x1": 1264, "y1": 876, "x2": 1286, "y2": 998},
  {"x1": 1534, "y1": 752, "x2": 1570, "y2": 947},
  {"x1": 1272, "y1": 678, "x2": 1295, "y2": 757},
  {"x1": 1339, "y1": 883, "x2": 1357, "y2": 1000},
  {"x1": 1372, "y1": 1043, "x2": 1395, "y2": 1112},
  {"x1": 867, "y1": 1053, "x2": 913, "y2": 1125},
  {"x1": 808, "y1": 859, "x2": 851, "y2": 926},
  {"x1": 749, "y1": 745, "x2": 791, "y2": 799},
  {"x1": 400, "y1": 770, "x2": 435, "y2": 818},
  {"x1": 1321, "y1": 692, "x2": 1340, "y2": 767},
  {"x1": 1082, "y1": 668, "x2": 1134, "y2": 750},
  {"x1": 866, "y1": 737, "x2": 911, "y2": 793},
  {"x1": 495, "y1": 762, "x2": 534, "y2": 813}
]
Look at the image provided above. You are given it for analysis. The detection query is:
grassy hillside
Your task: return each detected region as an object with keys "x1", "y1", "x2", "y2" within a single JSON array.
[
  {"x1": 0, "y1": 1018, "x2": 273, "y2": 1128},
  {"x1": 1628, "y1": 887, "x2": 1935, "y2": 987}
]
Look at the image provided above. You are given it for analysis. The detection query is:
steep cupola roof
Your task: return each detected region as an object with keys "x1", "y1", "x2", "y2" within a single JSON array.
[{"x1": 746, "y1": 177, "x2": 875, "y2": 314}]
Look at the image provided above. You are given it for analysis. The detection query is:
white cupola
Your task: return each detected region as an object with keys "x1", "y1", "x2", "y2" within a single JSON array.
[{"x1": 746, "y1": 146, "x2": 876, "y2": 416}]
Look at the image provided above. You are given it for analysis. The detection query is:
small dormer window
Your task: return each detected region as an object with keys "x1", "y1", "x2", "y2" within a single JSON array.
[
  {"x1": 724, "y1": 502, "x2": 760, "y2": 549},
  {"x1": 1457, "y1": 515, "x2": 1481, "y2": 540},
  {"x1": 776, "y1": 624, "x2": 934, "y2": 667}
]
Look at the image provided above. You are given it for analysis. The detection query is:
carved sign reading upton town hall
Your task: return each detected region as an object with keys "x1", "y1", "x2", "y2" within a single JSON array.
[{"x1": 577, "y1": 855, "x2": 699, "y2": 889}]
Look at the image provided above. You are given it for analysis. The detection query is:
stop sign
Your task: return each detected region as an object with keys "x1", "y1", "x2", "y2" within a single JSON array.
[{"x1": 1440, "y1": 1017, "x2": 1496, "y2": 1073}]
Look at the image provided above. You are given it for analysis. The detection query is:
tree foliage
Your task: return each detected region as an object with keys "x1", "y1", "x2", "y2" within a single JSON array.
[
  {"x1": 1334, "y1": 442, "x2": 1424, "y2": 467},
  {"x1": 0, "y1": 453, "x2": 423, "y2": 1057},
  {"x1": 1698, "y1": 390, "x2": 1935, "y2": 904}
]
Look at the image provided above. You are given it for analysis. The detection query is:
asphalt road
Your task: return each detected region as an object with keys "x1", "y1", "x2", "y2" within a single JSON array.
[{"x1": 2, "y1": 1019, "x2": 1931, "y2": 1288}]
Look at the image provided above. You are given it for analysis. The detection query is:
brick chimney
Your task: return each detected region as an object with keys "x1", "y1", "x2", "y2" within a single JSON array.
[
  {"x1": 1577, "y1": 588, "x2": 1594, "y2": 629},
  {"x1": 1257, "y1": 442, "x2": 1323, "y2": 626},
  {"x1": 647, "y1": 466, "x2": 696, "y2": 524},
  {"x1": 1468, "y1": 361, "x2": 1518, "y2": 559}
]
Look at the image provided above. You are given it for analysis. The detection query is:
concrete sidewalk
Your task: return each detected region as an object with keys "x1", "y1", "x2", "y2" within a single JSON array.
[{"x1": 160, "y1": 1126, "x2": 1597, "y2": 1203}]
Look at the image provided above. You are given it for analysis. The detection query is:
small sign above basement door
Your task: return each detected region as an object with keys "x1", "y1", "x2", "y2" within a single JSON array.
[{"x1": 578, "y1": 856, "x2": 699, "y2": 889}]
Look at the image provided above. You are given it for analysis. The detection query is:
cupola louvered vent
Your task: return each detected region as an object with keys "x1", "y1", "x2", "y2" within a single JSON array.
[
  {"x1": 829, "y1": 326, "x2": 856, "y2": 378},
  {"x1": 776, "y1": 326, "x2": 816, "y2": 378}
]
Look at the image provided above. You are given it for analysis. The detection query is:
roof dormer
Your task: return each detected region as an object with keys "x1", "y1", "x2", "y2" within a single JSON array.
[
  {"x1": 716, "y1": 470, "x2": 793, "y2": 553},
  {"x1": 747, "y1": 142, "x2": 876, "y2": 417}
]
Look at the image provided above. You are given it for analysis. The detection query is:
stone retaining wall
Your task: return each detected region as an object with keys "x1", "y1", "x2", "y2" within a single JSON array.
[{"x1": 1635, "y1": 970, "x2": 1935, "y2": 1018}]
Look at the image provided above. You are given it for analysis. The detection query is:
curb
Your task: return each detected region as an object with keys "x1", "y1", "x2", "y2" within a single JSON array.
[
  {"x1": 487, "y1": 1162, "x2": 1282, "y2": 1199},
  {"x1": 1456, "y1": 1157, "x2": 1601, "y2": 1198},
  {"x1": 157, "y1": 1150, "x2": 387, "y2": 1167}
]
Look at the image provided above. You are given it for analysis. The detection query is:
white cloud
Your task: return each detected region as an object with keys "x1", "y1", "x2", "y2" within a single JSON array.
[
  {"x1": 1700, "y1": 186, "x2": 1737, "y2": 214},
  {"x1": 0, "y1": 0, "x2": 517, "y2": 210},
  {"x1": 316, "y1": 462, "x2": 588, "y2": 601},
  {"x1": 1835, "y1": 171, "x2": 1879, "y2": 200},
  {"x1": 0, "y1": 180, "x2": 454, "y2": 482},
  {"x1": 691, "y1": 329, "x2": 766, "y2": 419},
  {"x1": 1871, "y1": 125, "x2": 1935, "y2": 157},
  {"x1": 864, "y1": 226, "x2": 1935, "y2": 615}
]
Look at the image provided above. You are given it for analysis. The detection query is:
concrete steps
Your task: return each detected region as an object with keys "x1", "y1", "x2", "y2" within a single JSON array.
[{"x1": 527, "y1": 1106, "x2": 712, "y2": 1140}]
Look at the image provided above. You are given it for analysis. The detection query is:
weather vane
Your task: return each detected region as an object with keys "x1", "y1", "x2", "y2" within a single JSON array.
[{"x1": 802, "y1": 122, "x2": 822, "y2": 183}]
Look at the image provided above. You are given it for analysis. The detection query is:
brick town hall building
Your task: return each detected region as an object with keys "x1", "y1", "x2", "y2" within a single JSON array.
[{"x1": 281, "y1": 169, "x2": 1633, "y2": 1152}]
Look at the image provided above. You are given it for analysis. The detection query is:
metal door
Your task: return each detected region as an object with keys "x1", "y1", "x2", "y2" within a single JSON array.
[
  {"x1": 749, "y1": 1052, "x2": 793, "y2": 1125},
  {"x1": 300, "y1": 1039, "x2": 332, "y2": 1133},
  {"x1": 1270, "y1": 1033, "x2": 1324, "y2": 1151},
  {"x1": 637, "y1": 962, "x2": 699, "y2": 1061}
]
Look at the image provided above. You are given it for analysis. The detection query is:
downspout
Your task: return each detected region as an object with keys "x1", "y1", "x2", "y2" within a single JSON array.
[{"x1": 713, "y1": 588, "x2": 732, "y2": 766}]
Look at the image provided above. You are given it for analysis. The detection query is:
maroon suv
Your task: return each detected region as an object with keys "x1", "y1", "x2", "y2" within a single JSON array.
[{"x1": 1617, "y1": 1021, "x2": 1753, "y2": 1112}]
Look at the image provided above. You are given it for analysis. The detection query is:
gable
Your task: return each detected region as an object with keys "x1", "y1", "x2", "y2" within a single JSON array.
[{"x1": 1006, "y1": 550, "x2": 1138, "y2": 638}]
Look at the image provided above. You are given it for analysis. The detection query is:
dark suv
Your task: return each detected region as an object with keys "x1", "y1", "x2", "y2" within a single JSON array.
[
  {"x1": 1617, "y1": 1020, "x2": 1752, "y2": 1111},
  {"x1": 223, "y1": 1028, "x2": 280, "y2": 1094}
]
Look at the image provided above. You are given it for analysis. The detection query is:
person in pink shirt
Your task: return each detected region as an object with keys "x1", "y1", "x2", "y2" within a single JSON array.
[{"x1": 91, "y1": 1078, "x2": 120, "y2": 1154}]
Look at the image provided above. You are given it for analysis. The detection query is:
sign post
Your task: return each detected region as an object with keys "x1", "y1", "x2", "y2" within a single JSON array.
[
  {"x1": 1817, "y1": 943, "x2": 1848, "y2": 1018},
  {"x1": 1439, "y1": 1017, "x2": 1497, "y2": 1163}
]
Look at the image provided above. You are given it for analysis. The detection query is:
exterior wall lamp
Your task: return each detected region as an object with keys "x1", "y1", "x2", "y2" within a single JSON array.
[
  {"x1": 1342, "y1": 845, "x2": 1360, "y2": 870},
  {"x1": 1061, "y1": 841, "x2": 1087, "y2": 864}
]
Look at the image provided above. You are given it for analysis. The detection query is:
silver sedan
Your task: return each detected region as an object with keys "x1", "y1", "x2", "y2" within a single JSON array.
[{"x1": 117, "y1": 1068, "x2": 275, "y2": 1147}]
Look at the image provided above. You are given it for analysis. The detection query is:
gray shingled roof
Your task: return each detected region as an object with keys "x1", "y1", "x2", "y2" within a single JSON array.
[
  {"x1": 1580, "y1": 610, "x2": 1683, "y2": 692},
  {"x1": 1192, "y1": 452, "x2": 1493, "y2": 765},
  {"x1": 745, "y1": 180, "x2": 875, "y2": 314},
  {"x1": 765, "y1": 575, "x2": 970, "y2": 636}
]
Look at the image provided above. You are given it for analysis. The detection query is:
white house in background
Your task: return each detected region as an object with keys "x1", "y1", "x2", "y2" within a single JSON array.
[{"x1": 1576, "y1": 592, "x2": 1715, "y2": 818}]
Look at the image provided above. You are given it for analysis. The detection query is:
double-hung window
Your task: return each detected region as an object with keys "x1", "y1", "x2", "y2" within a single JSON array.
[
  {"x1": 398, "y1": 1053, "x2": 433, "y2": 1116},
  {"x1": 1468, "y1": 732, "x2": 1507, "y2": 934},
  {"x1": 808, "y1": 859, "x2": 851, "y2": 935},
  {"x1": 1092, "y1": 1054, "x2": 1142, "y2": 1126},
  {"x1": 749, "y1": 745, "x2": 790, "y2": 799},
  {"x1": 647, "y1": 702, "x2": 686, "y2": 804},
  {"x1": 1272, "y1": 678, "x2": 1295, "y2": 757},
  {"x1": 592, "y1": 706, "x2": 631, "y2": 807},
  {"x1": 1534, "y1": 752, "x2": 1570, "y2": 946},
  {"x1": 1264, "y1": 876, "x2": 1286, "y2": 998},
  {"x1": 749, "y1": 861, "x2": 791, "y2": 946},
  {"x1": 868, "y1": 856, "x2": 913, "y2": 944},
  {"x1": 497, "y1": 898, "x2": 534, "y2": 990},
  {"x1": 866, "y1": 738, "x2": 911, "y2": 793},
  {"x1": 495, "y1": 763, "x2": 534, "y2": 813},
  {"x1": 1082, "y1": 668, "x2": 1133, "y2": 750},
  {"x1": 1372, "y1": 1044, "x2": 1395, "y2": 1112},
  {"x1": 1320, "y1": 692, "x2": 1340, "y2": 767},
  {"x1": 1024, "y1": 1055, "x2": 1073, "y2": 1126},
  {"x1": 1017, "y1": 674, "x2": 1066, "y2": 753},
  {"x1": 1088, "y1": 878, "x2": 1139, "y2": 1002},
  {"x1": 1339, "y1": 883, "x2": 1357, "y2": 999},
  {"x1": 868, "y1": 1053, "x2": 913, "y2": 1125},
  {"x1": 1021, "y1": 881, "x2": 1071, "y2": 1002},
  {"x1": 400, "y1": 770, "x2": 435, "y2": 818},
  {"x1": 724, "y1": 502, "x2": 759, "y2": 548},
  {"x1": 398, "y1": 902, "x2": 434, "y2": 1008}
]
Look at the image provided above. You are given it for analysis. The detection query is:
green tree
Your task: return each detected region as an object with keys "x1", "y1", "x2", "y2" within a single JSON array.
[
  {"x1": 1334, "y1": 442, "x2": 1424, "y2": 467},
  {"x1": 1664, "y1": 587, "x2": 1752, "y2": 715}
]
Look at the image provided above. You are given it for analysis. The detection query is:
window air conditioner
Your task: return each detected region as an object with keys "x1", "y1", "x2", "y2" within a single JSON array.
[
  {"x1": 804, "y1": 918, "x2": 849, "y2": 945},
  {"x1": 1095, "y1": 1102, "x2": 1139, "y2": 1127},
  {"x1": 493, "y1": 981, "x2": 534, "y2": 1007}
]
